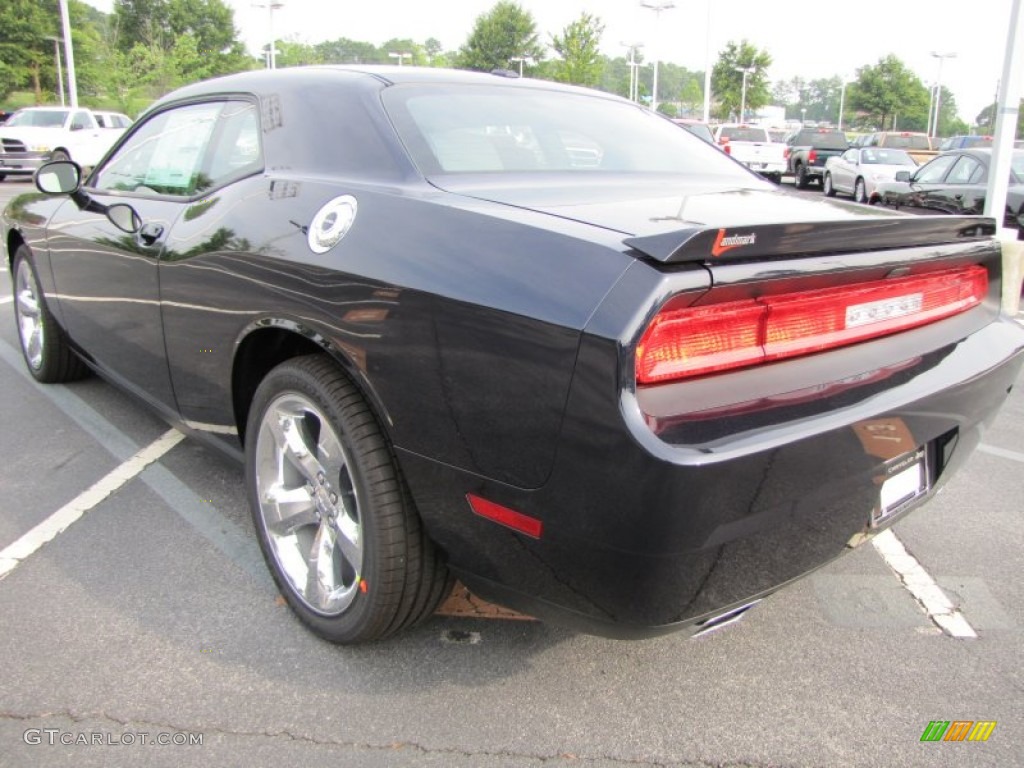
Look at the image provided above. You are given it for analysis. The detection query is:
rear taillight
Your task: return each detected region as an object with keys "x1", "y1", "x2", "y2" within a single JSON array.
[
  {"x1": 783, "y1": 147, "x2": 791, "y2": 159},
  {"x1": 808, "y1": 149, "x2": 818, "y2": 163},
  {"x1": 635, "y1": 265, "x2": 988, "y2": 385}
]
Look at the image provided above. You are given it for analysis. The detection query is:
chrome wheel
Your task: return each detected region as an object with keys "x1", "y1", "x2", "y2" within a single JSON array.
[
  {"x1": 254, "y1": 392, "x2": 364, "y2": 616},
  {"x1": 15, "y1": 257, "x2": 45, "y2": 371},
  {"x1": 854, "y1": 178, "x2": 867, "y2": 204}
]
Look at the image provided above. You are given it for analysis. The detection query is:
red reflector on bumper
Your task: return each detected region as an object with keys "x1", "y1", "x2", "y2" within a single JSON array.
[
  {"x1": 636, "y1": 265, "x2": 988, "y2": 384},
  {"x1": 467, "y1": 494, "x2": 543, "y2": 538}
]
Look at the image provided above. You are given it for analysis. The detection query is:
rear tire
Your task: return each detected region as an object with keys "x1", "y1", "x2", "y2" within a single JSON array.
[
  {"x1": 796, "y1": 163, "x2": 810, "y2": 189},
  {"x1": 823, "y1": 173, "x2": 836, "y2": 197},
  {"x1": 246, "y1": 354, "x2": 451, "y2": 643},
  {"x1": 50, "y1": 149, "x2": 70, "y2": 162},
  {"x1": 12, "y1": 245, "x2": 89, "y2": 383}
]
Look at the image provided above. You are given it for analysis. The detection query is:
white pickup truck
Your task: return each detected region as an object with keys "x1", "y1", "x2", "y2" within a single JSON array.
[
  {"x1": 714, "y1": 123, "x2": 787, "y2": 183},
  {"x1": 0, "y1": 106, "x2": 132, "y2": 181}
]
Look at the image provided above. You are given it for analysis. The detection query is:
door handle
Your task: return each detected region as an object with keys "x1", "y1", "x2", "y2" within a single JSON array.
[{"x1": 138, "y1": 222, "x2": 164, "y2": 246}]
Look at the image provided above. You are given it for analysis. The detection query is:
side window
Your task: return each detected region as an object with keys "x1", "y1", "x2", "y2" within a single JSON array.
[
  {"x1": 204, "y1": 101, "x2": 263, "y2": 185},
  {"x1": 71, "y1": 111, "x2": 91, "y2": 130},
  {"x1": 914, "y1": 154, "x2": 957, "y2": 184},
  {"x1": 946, "y1": 156, "x2": 981, "y2": 185},
  {"x1": 92, "y1": 102, "x2": 222, "y2": 197}
]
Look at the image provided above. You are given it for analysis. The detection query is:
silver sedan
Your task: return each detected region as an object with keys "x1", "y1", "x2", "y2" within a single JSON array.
[{"x1": 823, "y1": 147, "x2": 918, "y2": 204}]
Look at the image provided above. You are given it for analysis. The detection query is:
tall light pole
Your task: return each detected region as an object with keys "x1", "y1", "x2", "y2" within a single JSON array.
[
  {"x1": 253, "y1": 1, "x2": 284, "y2": 69},
  {"x1": 702, "y1": 0, "x2": 712, "y2": 122},
  {"x1": 734, "y1": 66, "x2": 754, "y2": 122},
  {"x1": 45, "y1": 36, "x2": 65, "y2": 107},
  {"x1": 57, "y1": 0, "x2": 77, "y2": 107},
  {"x1": 838, "y1": 79, "x2": 851, "y2": 131},
  {"x1": 929, "y1": 51, "x2": 956, "y2": 137},
  {"x1": 621, "y1": 42, "x2": 643, "y2": 102},
  {"x1": 389, "y1": 51, "x2": 412, "y2": 67},
  {"x1": 640, "y1": 0, "x2": 676, "y2": 112}
]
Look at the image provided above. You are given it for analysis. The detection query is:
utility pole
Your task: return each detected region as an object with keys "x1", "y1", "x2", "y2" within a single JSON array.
[
  {"x1": 640, "y1": 0, "x2": 676, "y2": 112},
  {"x1": 58, "y1": 0, "x2": 77, "y2": 107}
]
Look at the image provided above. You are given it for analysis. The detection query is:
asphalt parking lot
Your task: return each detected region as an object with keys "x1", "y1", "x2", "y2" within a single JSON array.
[{"x1": 0, "y1": 175, "x2": 1022, "y2": 768}]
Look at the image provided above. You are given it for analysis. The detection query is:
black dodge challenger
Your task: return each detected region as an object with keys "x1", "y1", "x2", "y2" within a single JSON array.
[{"x1": 5, "y1": 67, "x2": 1023, "y2": 643}]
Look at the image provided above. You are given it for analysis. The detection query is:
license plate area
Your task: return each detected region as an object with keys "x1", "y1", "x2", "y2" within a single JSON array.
[{"x1": 873, "y1": 446, "x2": 929, "y2": 526}]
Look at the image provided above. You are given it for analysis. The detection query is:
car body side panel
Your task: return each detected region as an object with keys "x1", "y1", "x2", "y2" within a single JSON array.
[{"x1": 157, "y1": 173, "x2": 636, "y2": 489}]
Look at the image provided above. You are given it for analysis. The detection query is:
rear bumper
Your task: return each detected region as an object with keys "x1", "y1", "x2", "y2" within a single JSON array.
[{"x1": 403, "y1": 313, "x2": 1024, "y2": 638}]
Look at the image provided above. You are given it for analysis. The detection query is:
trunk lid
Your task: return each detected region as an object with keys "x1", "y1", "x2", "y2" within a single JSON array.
[{"x1": 432, "y1": 174, "x2": 996, "y2": 264}]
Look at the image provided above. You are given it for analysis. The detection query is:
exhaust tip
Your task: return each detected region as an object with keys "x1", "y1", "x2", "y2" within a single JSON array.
[{"x1": 691, "y1": 600, "x2": 761, "y2": 639}]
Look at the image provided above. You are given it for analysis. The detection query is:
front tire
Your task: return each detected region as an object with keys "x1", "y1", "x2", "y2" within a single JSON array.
[
  {"x1": 823, "y1": 173, "x2": 836, "y2": 197},
  {"x1": 50, "y1": 149, "x2": 70, "y2": 162},
  {"x1": 246, "y1": 354, "x2": 450, "y2": 643},
  {"x1": 854, "y1": 178, "x2": 868, "y2": 204},
  {"x1": 12, "y1": 245, "x2": 89, "y2": 383}
]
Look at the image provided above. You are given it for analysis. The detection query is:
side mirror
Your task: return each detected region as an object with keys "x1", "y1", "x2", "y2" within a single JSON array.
[
  {"x1": 107, "y1": 203, "x2": 142, "y2": 234},
  {"x1": 35, "y1": 161, "x2": 82, "y2": 194},
  {"x1": 895, "y1": 170, "x2": 911, "y2": 182}
]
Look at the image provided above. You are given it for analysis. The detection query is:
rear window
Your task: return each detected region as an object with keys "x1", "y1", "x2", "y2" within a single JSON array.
[
  {"x1": 881, "y1": 134, "x2": 931, "y2": 150},
  {"x1": 6, "y1": 109, "x2": 68, "y2": 128},
  {"x1": 383, "y1": 84, "x2": 753, "y2": 177},
  {"x1": 791, "y1": 130, "x2": 848, "y2": 150},
  {"x1": 718, "y1": 126, "x2": 768, "y2": 142}
]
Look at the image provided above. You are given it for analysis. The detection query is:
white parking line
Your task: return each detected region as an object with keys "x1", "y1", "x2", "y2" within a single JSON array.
[
  {"x1": 0, "y1": 429, "x2": 184, "y2": 581},
  {"x1": 0, "y1": 296, "x2": 13, "y2": 305},
  {"x1": 978, "y1": 443, "x2": 1024, "y2": 464},
  {"x1": 872, "y1": 529, "x2": 977, "y2": 639}
]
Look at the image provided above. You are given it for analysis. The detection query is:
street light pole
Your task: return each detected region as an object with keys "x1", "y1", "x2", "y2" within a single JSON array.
[
  {"x1": 621, "y1": 42, "x2": 643, "y2": 102},
  {"x1": 388, "y1": 51, "x2": 412, "y2": 67},
  {"x1": 253, "y1": 1, "x2": 284, "y2": 69},
  {"x1": 702, "y1": 0, "x2": 712, "y2": 123},
  {"x1": 838, "y1": 80, "x2": 850, "y2": 131},
  {"x1": 734, "y1": 66, "x2": 754, "y2": 122},
  {"x1": 57, "y1": 0, "x2": 77, "y2": 107},
  {"x1": 929, "y1": 51, "x2": 956, "y2": 137},
  {"x1": 45, "y1": 36, "x2": 65, "y2": 107},
  {"x1": 640, "y1": 0, "x2": 676, "y2": 112}
]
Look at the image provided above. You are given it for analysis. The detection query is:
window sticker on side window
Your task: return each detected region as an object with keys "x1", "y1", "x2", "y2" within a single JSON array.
[{"x1": 143, "y1": 104, "x2": 221, "y2": 193}]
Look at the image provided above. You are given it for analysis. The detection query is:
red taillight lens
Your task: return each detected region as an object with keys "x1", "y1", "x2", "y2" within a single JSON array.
[
  {"x1": 808, "y1": 149, "x2": 818, "y2": 163},
  {"x1": 723, "y1": 144, "x2": 732, "y2": 155},
  {"x1": 783, "y1": 147, "x2": 791, "y2": 159},
  {"x1": 636, "y1": 266, "x2": 988, "y2": 385}
]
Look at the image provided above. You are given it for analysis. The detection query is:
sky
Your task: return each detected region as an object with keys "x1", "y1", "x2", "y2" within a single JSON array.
[{"x1": 81, "y1": 0, "x2": 1018, "y2": 124}]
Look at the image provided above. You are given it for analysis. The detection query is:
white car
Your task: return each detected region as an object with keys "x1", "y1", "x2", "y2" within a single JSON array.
[
  {"x1": 713, "y1": 124, "x2": 787, "y2": 183},
  {"x1": 823, "y1": 147, "x2": 917, "y2": 204},
  {"x1": 0, "y1": 106, "x2": 132, "y2": 181}
]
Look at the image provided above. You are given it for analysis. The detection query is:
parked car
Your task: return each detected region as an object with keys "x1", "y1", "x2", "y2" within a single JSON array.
[
  {"x1": 0, "y1": 106, "x2": 131, "y2": 181},
  {"x1": 939, "y1": 135, "x2": 993, "y2": 151},
  {"x1": 784, "y1": 127, "x2": 849, "y2": 188},
  {"x1": 876, "y1": 148, "x2": 1024, "y2": 225},
  {"x1": 714, "y1": 123, "x2": 787, "y2": 182},
  {"x1": 671, "y1": 118, "x2": 715, "y2": 145},
  {"x1": 860, "y1": 131, "x2": 937, "y2": 164},
  {"x1": 823, "y1": 147, "x2": 918, "y2": 204},
  {"x1": 5, "y1": 67, "x2": 1023, "y2": 644}
]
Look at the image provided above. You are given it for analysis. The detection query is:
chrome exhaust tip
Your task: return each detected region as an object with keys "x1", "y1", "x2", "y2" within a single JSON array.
[{"x1": 691, "y1": 600, "x2": 761, "y2": 639}]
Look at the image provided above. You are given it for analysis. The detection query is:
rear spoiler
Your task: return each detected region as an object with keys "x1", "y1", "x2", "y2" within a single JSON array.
[{"x1": 623, "y1": 216, "x2": 997, "y2": 264}]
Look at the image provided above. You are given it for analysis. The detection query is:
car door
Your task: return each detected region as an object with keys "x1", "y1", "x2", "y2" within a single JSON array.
[
  {"x1": 45, "y1": 101, "x2": 225, "y2": 410},
  {"x1": 921, "y1": 154, "x2": 984, "y2": 213},
  {"x1": 906, "y1": 153, "x2": 959, "y2": 210},
  {"x1": 832, "y1": 149, "x2": 858, "y2": 193}
]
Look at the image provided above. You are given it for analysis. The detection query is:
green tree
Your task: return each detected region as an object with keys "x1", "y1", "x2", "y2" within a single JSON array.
[
  {"x1": 380, "y1": 38, "x2": 426, "y2": 67},
  {"x1": 0, "y1": 0, "x2": 57, "y2": 101},
  {"x1": 549, "y1": 13, "x2": 604, "y2": 87},
  {"x1": 315, "y1": 38, "x2": 382, "y2": 64},
  {"x1": 275, "y1": 40, "x2": 324, "y2": 68},
  {"x1": 710, "y1": 40, "x2": 771, "y2": 121},
  {"x1": 458, "y1": 1, "x2": 543, "y2": 74},
  {"x1": 849, "y1": 55, "x2": 928, "y2": 132}
]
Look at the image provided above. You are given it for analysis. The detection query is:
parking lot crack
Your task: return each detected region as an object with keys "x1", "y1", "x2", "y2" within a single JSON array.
[{"x1": 0, "y1": 709, "x2": 795, "y2": 765}]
